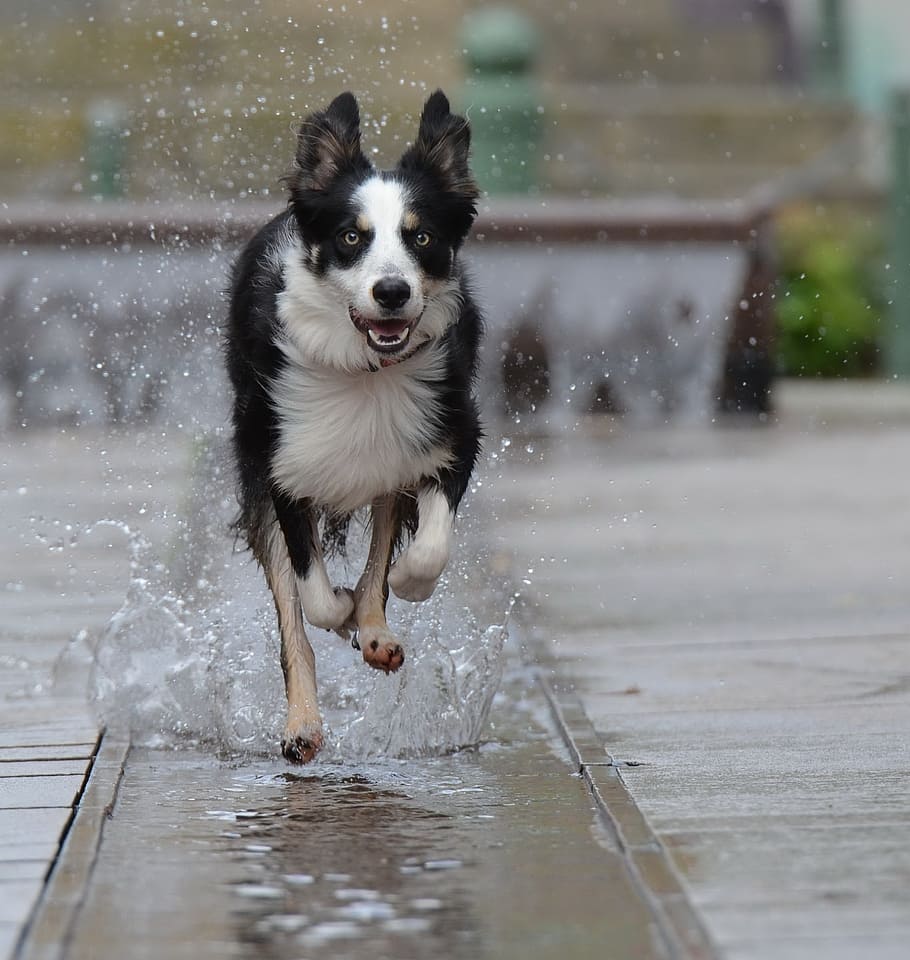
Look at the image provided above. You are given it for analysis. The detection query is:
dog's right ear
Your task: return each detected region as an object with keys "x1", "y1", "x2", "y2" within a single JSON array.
[{"x1": 291, "y1": 93, "x2": 368, "y2": 193}]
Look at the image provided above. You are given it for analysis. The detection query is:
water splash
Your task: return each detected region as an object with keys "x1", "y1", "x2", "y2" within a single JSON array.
[{"x1": 88, "y1": 436, "x2": 511, "y2": 761}]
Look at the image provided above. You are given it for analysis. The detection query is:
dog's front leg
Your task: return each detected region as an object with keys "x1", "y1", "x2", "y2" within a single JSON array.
[
  {"x1": 388, "y1": 484, "x2": 454, "y2": 602},
  {"x1": 298, "y1": 512, "x2": 355, "y2": 632},
  {"x1": 260, "y1": 514, "x2": 323, "y2": 764},
  {"x1": 354, "y1": 494, "x2": 405, "y2": 673},
  {"x1": 271, "y1": 493, "x2": 353, "y2": 632}
]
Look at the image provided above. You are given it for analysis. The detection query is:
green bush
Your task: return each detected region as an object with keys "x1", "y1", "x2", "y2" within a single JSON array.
[{"x1": 775, "y1": 209, "x2": 884, "y2": 377}]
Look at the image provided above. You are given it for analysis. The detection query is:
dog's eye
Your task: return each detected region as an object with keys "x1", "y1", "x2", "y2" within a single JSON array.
[
  {"x1": 414, "y1": 230, "x2": 432, "y2": 248},
  {"x1": 340, "y1": 229, "x2": 361, "y2": 247}
]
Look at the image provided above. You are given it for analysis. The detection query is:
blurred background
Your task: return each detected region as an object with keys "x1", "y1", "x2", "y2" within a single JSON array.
[
  {"x1": 2, "y1": 0, "x2": 910, "y2": 430},
  {"x1": 3, "y1": 2, "x2": 910, "y2": 627},
  {"x1": 0, "y1": 0, "x2": 910, "y2": 428}
]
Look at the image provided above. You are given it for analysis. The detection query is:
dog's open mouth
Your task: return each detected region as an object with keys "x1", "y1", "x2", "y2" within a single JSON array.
[{"x1": 349, "y1": 308, "x2": 414, "y2": 355}]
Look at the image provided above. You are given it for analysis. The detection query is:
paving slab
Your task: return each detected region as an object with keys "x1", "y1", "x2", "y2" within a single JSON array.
[
  {"x1": 0, "y1": 749, "x2": 94, "y2": 764},
  {"x1": 554, "y1": 631, "x2": 910, "y2": 714},
  {"x1": 724, "y1": 935, "x2": 910, "y2": 960},
  {"x1": 490, "y1": 394, "x2": 910, "y2": 959},
  {"x1": 0, "y1": 927, "x2": 18, "y2": 960},
  {"x1": 665, "y1": 825, "x2": 910, "y2": 939},
  {"x1": 1, "y1": 427, "x2": 191, "y2": 960},
  {"x1": 0, "y1": 879, "x2": 45, "y2": 924},
  {"x1": 0, "y1": 847, "x2": 60, "y2": 866},
  {"x1": 0, "y1": 763, "x2": 87, "y2": 780},
  {"x1": 0, "y1": 777, "x2": 85, "y2": 812},
  {"x1": 0, "y1": 864, "x2": 47, "y2": 883},
  {"x1": 0, "y1": 810, "x2": 72, "y2": 849}
]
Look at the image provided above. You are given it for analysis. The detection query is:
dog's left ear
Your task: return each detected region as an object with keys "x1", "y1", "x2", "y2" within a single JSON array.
[{"x1": 400, "y1": 90, "x2": 479, "y2": 200}]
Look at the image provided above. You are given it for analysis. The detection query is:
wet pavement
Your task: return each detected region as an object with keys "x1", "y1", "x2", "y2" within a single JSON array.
[
  {"x1": 1, "y1": 428, "x2": 192, "y2": 960},
  {"x1": 492, "y1": 381, "x2": 910, "y2": 960},
  {"x1": 61, "y1": 699, "x2": 665, "y2": 960},
  {"x1": 3, "y1": 424, "x2": 691, "y2": 959},
  {"x1": 4, "y1": 380, "x2": 910, "y2": 959}
]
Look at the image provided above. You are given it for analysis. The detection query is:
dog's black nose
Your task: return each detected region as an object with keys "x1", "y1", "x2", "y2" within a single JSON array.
[{"x1": 372, "y1": 276, "x2": 411, "y2": 311}]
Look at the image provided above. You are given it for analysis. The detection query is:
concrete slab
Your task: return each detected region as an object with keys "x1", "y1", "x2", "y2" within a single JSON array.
[
  {"x1": 724, "y1": 936, "x2": 910, "y2": 960},
  {"x1": 0, "y1": 925, "x2": 18, "y2": 960},
  {"x1": 490, "y1": 411, "x2": 910, "y2": 959},
  {"x1": 0, "y1": 878, "x2": 44, "y2": 923},
  {"x1": 0, "y1": 703, "x2": 97, "y2": 753},
  {"x1": 0, "y1": 810, "x2": 71, "y2": 848},
  {"x1": 0, "y1": 846, "x2": 60, "y2": 865},
  {"x1": 495, "y1": 423, "x2": 910, "y2": 643},
  {"x1": 0, "y1": 731, "x2": 95, "y2": 751},
  {"x1": 0, "y1": 747, "x2": 94, "y2": 763},
  {"x1": 0, "y1": 863, "x2": 47, "y2": 883},
  {"x1": 0, "y1": 762, "x2": 87, "y2": 779},
  {"x1": 553, "y1": 632, "x2": 910, "y2": 715},
  {"x1": 0, "y1": 776, "x2": 85, "y2": 811},
  {"x1": 665, "y1": 825, "x2": 910, "y2": 934}
]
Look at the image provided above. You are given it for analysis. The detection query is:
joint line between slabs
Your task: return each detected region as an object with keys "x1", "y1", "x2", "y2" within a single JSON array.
[{"x1": 534, "y1": 667, "x2": 719, "y2": 960}]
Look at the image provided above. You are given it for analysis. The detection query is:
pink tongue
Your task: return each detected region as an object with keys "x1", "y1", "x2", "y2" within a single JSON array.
[{"x1": 371, "y1": 322, "x2": 408, "y2": 337}]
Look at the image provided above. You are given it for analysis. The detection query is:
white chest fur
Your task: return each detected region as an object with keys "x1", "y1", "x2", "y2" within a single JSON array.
[{"x1": 269, "y1": 346, "x2": 452, "y2": 513}]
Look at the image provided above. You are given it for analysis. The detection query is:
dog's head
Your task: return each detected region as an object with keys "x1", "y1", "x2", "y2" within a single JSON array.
[{"x1": 284, "y1": 91, "x2": 478, "y2": 366}]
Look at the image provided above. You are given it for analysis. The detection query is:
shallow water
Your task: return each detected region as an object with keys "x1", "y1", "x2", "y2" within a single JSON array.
[
  {"x1": 84, "y1": 433, "x2": 513, "y2": 762},
  {"x1": 66, "y1": 675, "x2": 666, "y2": 960}
]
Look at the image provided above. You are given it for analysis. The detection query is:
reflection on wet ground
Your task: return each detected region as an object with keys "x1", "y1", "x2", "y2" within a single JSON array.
[
  {"x1": 67, "y1": 677, "x2": 665, "y2": 960},
  {"x1": 219, "y1": 766, "x2": 497, "y2": 957},
  {"x1": 73, "y1": 752, "x2": 486, "y2": 958}
]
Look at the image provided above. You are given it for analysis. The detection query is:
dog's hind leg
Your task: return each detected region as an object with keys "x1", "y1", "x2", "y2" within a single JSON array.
[
  {"x1": 254, "y1": 499, "x2": 323, "y2": 764},
  {"x1": 353, "y1": 493, "x2": 405, "y2": 674}
]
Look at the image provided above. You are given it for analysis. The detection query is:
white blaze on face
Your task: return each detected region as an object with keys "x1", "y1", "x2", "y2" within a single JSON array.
[
  {"x1": 276, "y1": 174, "x2": 461, "y2": 372},
  {"x1": 330, "y1": 176, "x2": 425, "y2": 322}
]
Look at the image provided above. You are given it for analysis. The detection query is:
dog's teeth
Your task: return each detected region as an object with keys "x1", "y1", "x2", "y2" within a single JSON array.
[{"x1": 367, "y1": 327, "x2": 410, "y2": 348}]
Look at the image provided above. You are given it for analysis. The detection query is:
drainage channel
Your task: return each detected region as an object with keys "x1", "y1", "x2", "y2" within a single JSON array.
[{"x1": 18, "y1": 658, "x2": 704, "y2": 960}]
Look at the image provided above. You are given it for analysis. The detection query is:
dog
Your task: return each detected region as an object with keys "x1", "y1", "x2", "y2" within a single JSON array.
[{"x1": 225, "y1": 91, "x2": 483, "y2": 764}]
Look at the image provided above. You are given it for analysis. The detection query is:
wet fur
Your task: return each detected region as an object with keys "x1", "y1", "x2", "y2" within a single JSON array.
[{"x1": 224, "y1": 90, "x2": 483, "y2": 763}]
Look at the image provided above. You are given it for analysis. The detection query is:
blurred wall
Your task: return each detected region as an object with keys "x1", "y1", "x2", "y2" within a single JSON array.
[{"x1": 0, "y1": 0, "x2": 847, "y2": 201}]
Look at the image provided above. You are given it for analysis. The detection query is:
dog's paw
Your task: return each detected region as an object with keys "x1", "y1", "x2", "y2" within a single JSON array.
[
  {"x1": 389, "y1": 547, "x2": 445, "y2": 602},
  {"x1": 359, "y1": 624, "x2": 405, "y2": 674},
  {"x1": 303, "y1": 585, "x2": 354, "y2": 631},
  {"x1": 388, "y1": 568, "x2": 438, "y2": 602},
  {"x1": 280, "y1": 726, "x2": 324, "y2": 765}
]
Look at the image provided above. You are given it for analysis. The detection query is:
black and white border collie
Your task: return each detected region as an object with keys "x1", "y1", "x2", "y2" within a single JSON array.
[{"x1": 225, "y1": 91, "x2": 483, "y2": 764}]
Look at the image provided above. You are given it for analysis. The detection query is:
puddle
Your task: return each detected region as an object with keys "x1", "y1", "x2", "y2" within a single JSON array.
[{"x1": 66, "y1": 673, "x2": 666, "y2": 960}]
